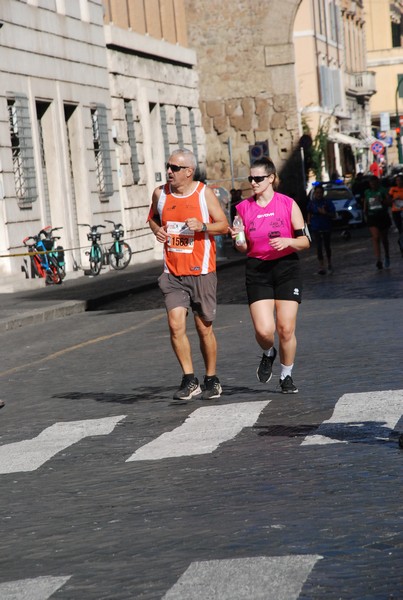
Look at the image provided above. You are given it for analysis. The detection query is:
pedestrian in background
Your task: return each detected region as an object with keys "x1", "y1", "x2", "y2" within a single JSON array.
[
  {"x1": 148, "y1": 149, "x2": 229, "y2": 401},
  {"x1": 388, "y1": 174, "x2": 403, "y2": 256},
  {"x1": 363, "y1": 176, "x2": 391, "y2": 269},
  {"x1": 369, "y1": 158, "x2": 382, "y2": 178},
  {"x1": 307, "y1": 183, "x2": 336, "y2": 274},
  {"x1": 229, "y1": 157, "x2": 310, "y2": 393},
  {"x1": 229, "y1": 188, "x2": 243, "y2": 224}
]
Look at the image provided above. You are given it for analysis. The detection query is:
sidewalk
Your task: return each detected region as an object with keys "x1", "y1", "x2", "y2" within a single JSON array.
[
  {"x1": 0, "y1": 239, "x2": 244, "y2": 333},
  {"x1": 1, "y1": 227, "x2": 402, "y2": 332}
]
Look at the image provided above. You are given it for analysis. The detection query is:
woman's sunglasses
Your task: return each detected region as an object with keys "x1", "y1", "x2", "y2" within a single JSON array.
[
  {"x1": 166, "y1": 163, "x2": 190, "y2": 172},
  {"x1": 248, "y1": 175, "x2": 269, "y2": 183}
]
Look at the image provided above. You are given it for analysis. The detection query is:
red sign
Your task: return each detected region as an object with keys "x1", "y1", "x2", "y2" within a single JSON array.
[{"x1": 370, "y1": 141, "x2": 384, "y2": 155}]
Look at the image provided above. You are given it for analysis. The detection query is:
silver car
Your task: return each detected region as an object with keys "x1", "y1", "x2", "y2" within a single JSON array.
[{"x1": 310, "y1": 181, "x2": 364, "y2": 227}]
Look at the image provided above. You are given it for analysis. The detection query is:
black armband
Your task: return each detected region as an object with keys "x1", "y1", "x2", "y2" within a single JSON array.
[{"x1": 294, "y1": 224, "x2": 311, "y2": 242}]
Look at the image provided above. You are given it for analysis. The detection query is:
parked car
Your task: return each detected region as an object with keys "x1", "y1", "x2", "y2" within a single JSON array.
[{"x1": 309, "y1": 180, "x2": 364, "y2": 229}]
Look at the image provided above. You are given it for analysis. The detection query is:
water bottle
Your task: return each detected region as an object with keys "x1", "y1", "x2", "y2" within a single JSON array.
[{"x1": 233, "y1": 215, "x2": 246, "y2": 246}]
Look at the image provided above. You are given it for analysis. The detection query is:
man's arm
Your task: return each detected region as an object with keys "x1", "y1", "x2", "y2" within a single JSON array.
[
  {"x1": 148, "y1": 187, "x2": 168, "y2": 243},
  {"x1": 184, "y1": 186, "x2": 229, "y2": 235}
]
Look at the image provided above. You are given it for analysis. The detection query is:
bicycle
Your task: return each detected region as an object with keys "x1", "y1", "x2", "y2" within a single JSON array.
[
  {"x1": 78, "y1": 223, "x2": 105, "y2": 276},
  {"x1": 40, "y1": 226, "x2": 66, "y2": 280},
  {"x1": 23, "y1": 228, "x2": 64, "y2": 285},
  {"x1": 104, "y1": 220, "x2": 132, "y2": 270}
]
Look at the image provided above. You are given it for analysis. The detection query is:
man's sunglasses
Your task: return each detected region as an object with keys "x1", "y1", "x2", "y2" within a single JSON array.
[
  {"x1": 166, "y1": 163, "x2": 190, "y2": 172},
  {"x1": 248, "y1": 175, "x2": 269, "y2": 183}
]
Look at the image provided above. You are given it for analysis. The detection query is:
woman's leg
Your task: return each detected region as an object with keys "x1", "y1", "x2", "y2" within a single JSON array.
[
  {"x1": 314, "y1": 231, "x2": 325, "y2": 270},
  {"x1": 274, "y1": 300, "x2": 299, "y2": 368},
  {"x1": 323, "y1": 231, "x2": 332, "y2": 268},
  {"x1": 249, "y1": 299, "x2": 276, "y2": 350},
  {"x1": 369, "y1": 226, "x2": 381, "y2": 262},
  {"x1": 392, "y1": 211, "x2": 402, "y2": 234},
  {"x1": 380, "y1": 228, "x2": 390, "y2": 262}
]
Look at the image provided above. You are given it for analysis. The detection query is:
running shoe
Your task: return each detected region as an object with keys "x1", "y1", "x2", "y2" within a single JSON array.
[
  {"x1": 279, "y1": 375, "x2": 298, "y2": 394},
  {"x1": 384, "y1": 257, "x2": 390, "y2": 268},
  {"x1": 317, "y1": 268, "x2": 326, "y2": 275},
  {"x1": 376, "y1": 261, "x2": 383, "y2": 270},
  {"x1": 202, "y1": 376, "x2": 222, "y2": 400},
  {"x1": 173, "y1": 376, "x2": 201, "y2": 400},
  {"x1": 257, "y1": 348, "x2": 277, "y2": 383}
]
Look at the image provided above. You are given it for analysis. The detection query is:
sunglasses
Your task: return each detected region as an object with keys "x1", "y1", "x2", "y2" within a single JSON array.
[
  {"x1": 166, "y1": 163, "x2": 190, "y2": 172},
  {"x1": 248, "y1": 175, "x2": 269, "y2": 183}
]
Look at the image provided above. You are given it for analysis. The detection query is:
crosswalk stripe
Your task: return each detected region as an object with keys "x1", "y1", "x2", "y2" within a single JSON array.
[
  {"x1": 0, "y1": 575, "x2": 71, "y2": 599},
  {"x1": 302, "y1": 389, "x2": 403, "y2": 445},
  {"x1": 162, "y1": 555, "x2": 322, "y2": 600},
  {"x1": 0, "y1": 415, "x2": 126, "y2": 474},
  {"x1": 127, "y1": 401, "x2": 270, "y2": 461}
]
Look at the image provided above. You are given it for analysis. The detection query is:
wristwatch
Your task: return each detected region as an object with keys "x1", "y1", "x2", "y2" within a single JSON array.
[{"x1": 201, "y1": 223, "x2": 207, "y2": 232}]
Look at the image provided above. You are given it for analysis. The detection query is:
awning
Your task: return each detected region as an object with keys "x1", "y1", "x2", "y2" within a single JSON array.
[{"x1": 328, "y1": 131, "x2": 362, "y2": 147}]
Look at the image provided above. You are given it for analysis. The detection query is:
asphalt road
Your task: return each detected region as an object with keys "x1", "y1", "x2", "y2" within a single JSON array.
[{"x1": 0, "y1": 227, "x2": 402, "y2": 599}]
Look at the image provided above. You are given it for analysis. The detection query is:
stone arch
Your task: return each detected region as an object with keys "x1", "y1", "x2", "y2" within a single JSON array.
[{"x1": 185, "y1": 0, "x2": 304, "y2": 200}]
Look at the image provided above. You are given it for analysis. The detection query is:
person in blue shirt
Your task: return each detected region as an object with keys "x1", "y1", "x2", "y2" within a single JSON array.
[{"x1": 307, "y1": 184, "x2": 336, "y2": 274}]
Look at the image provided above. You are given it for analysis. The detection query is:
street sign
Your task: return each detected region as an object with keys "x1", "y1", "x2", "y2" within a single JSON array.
[
  {"x1": 380, "y1": 112, "x2": 390, "y2": 131},
  {"x1": 370, "y1": 140, "x2": 384, "y2": 155}
]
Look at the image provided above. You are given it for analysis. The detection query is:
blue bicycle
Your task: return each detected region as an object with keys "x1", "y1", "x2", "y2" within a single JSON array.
[
  {"x1": 78, "y1": 223, "x2": 105, "y2": 276},
  {"x1": 23, "y1": 227, "x2": 64, "y2": 285}
]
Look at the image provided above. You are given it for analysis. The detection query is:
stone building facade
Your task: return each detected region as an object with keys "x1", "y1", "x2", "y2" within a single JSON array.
[
  {"x1": 103, "y1": 0, "x2": 204, "y2": 260},
  {"x1": 0, "y1": 0, "x2": 116, "y2": 283},
  {"x1": 364, "y1": 0, "x2": 403, "y2": 165},
  {"x1": 294, "y1": 0, "x2": 376, "y2": 179},
  {"x1": 184, "y1": 0, "x2": 305, "y2": 202},
  {"x1": 0, "y1": 0, "x2": 204, "y2": 286}
]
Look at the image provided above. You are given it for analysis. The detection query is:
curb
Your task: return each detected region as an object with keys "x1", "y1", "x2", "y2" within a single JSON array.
[{"x1": 0, "y1": 255, "x2": 246, "y2": 332}]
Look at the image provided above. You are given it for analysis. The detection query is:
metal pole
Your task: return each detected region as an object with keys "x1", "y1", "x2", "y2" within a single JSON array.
[
  {"x1": 395, "y1": 79, "x2": 403, "y2": 163},
  {"x1": 227, "y1": 138, "x2": 235, "y2": 189}
]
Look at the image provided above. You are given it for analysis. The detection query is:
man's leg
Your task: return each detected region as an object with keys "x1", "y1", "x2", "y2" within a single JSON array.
[
  {"x1": 167, "y1": 306, "x2": 194, "y2": 374},
  {"x1": 194, "y1": 314, "x2": 217, "y2": 376}
]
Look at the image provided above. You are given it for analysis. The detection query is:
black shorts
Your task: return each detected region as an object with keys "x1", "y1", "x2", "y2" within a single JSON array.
[
  {"x1": 366, "y1": 212, "x2": 391, "y2": 230},
  {"x1": 245, "y1": 254, "x2": 302, "y2": 304}
]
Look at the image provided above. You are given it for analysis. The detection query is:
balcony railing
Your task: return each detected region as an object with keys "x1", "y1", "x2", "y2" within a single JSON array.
[{"x1": 345, "y1": 71, "x2": 376, "y2": 97}]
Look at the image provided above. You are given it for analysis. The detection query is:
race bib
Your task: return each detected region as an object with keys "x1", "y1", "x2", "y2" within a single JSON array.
[
  {"x1": 166, "y1": 221, "x2": 195, "y2": 254},
  {"x1": 394, "y1": 199, "x2": 403, "y2": 209}
]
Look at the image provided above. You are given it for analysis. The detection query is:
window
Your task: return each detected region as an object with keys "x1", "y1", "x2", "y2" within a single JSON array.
[
  {"x1": 392, "y1": 18, "x2": 402, "y2": 48},
  {"x1": 175, "y1": 108, "x2": 184, "y2": 148},
  {"x1": 159, "y1": 105, "x2": 170, "y2": 162},
  {"x1": 7, "y1": 94, "x2": 38, "y2": 209},
  {"x1": 124, "y1": 100, "x2": 140, "y2": 184},
  {"x1": 91, "y1": 104, "x2": 113, "y2": 200},
  {"x1": 319, "y1": 66, "x2": 343, "y2": 110},
  {"x1": 189, "y1": 109, "x2": 199, "y2": 163}
]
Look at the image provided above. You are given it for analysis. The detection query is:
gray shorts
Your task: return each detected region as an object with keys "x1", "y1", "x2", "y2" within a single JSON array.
[{"x1": 158, "y1": 272, "x2": 217, "y2": 321}]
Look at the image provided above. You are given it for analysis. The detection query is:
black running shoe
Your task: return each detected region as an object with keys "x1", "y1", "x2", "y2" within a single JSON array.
[
  {"x1": 257, "y1": 348, "x2": 277, "y2": 383},
  {"x1": 173, "y1": 376, "x2": 201, "y2": 400},
  {"x1": 279, "y1": 375, "x2": 298, "y2": 394},
  {"x1": 202, "y1": 376, "x2": 222, "y2": 400}
]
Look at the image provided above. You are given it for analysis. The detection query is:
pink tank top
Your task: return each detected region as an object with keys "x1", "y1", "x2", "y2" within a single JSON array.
[{"x1": 236, "y1": 192, "x2": 295, "y2": 260}]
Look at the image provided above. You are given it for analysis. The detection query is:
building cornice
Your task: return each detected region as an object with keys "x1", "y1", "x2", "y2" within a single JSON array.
[{"x1": 103, "y1": 24, "x2": 197, "y2": 66}]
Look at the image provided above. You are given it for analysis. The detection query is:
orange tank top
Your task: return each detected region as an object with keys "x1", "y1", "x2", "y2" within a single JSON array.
[{"x1": 157, "y1": 182, "x2": 216, "y2": 276}]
